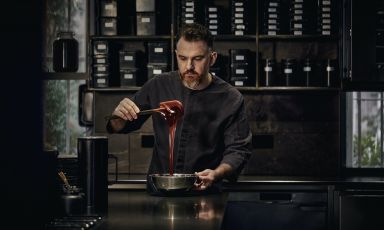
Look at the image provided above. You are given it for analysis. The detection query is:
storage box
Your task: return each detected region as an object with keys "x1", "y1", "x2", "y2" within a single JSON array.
[
  {"x1": 100, "y1": 0, "x2": 117, "y2": 17},
  {"x1": 137, "y1": 13, "x2": 156, "y2": 35},
  {"x1": 100, "y1": 17, "x2": 117, "y2": 36},
  {"x1": 147, "y1": 64, "x2": 169, "y2": 79},
  {"x1": 119, "y1": 50, "x2": 136, "y2": 68},
  {"x1": 93, "y1": 54, "x2": 109, "y2": 65},
  {"x1": 229, "y1": 49, "x2": 250, "y2": 64},
  {"x1": 93, "y1": 41, "x2": 108, "y2": 55},
  {"x1": 120, "y1": 68, "x2": 138, "y2": 87},
  {"x1": 147, "y1": 42, "x2": 170, "y2": 64},
  {"x1": 136, "y1": 0, "x2": 155, "y2": 12},
  {"x1": 93, "y1": 73, "x2": 109, "y2": 88}
]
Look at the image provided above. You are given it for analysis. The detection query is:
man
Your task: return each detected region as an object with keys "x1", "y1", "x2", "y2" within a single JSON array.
[{"x1": 107, "y1": 23, "x2": 252, "y2": 194}]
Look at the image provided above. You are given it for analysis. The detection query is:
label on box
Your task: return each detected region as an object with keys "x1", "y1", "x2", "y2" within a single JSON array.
[
  {"x1": 294, "y1": 0, "x2": 303, "y2": 2},
  {"x1": 264, "y1": 66, "x2": 272, "y2": 72},
  {"x1": 236, "y1": 69, "x2": 245, "y2": 74},
  {"x1": 210, "y1": 19, "x2": 218, "y2": 24},
  {"x1": 322, "y1": 30, "x2": 331, "y2": 35},
  {"x1": 322, "y1": 0, "x2": 331, "y2": 5},
  {"x1": 323, "y1": 7, "x2": 331, "y2": 12},
  {"x1": 97, "y1": 59, "x2": 106, "y2": 64},
  {"x1": 294, "y1": 10, "x2": 303, "y2": 14},
  {"x1": 209, "y1": 25, "x2": 218, "y2": 29},
  {"x1": 294, "y1": 15, "x2": 303, "y2": 20},
  {"x1": 268, "y1": 25, "x2": 277, "y2": 30},
  {"x1": 186, "y1": 2, "x2": 194, "y2": 7},
  {"x1": 105, "y1": 22, "x2": 114, "y2": 27},
  {"x1": 268, "y1": 19, "x2": 277, "y2": 24},
  {"x1": 235, "y1": 81, "x2": 244, "y2": 86},
  {"x1": 105, "y1": 4, "x2": 114, "y2": 10},
  {"x1": 303, "y1": 66, "x2": 311, "y2": 72},
  {"x1": 326, "y1": 66, "x2": 334, "y2": 71},
  {"x1": 236, "y1": 25, "x2": 245, "y2": 29},
  {"x1": 294, "y1": 24, "x2": 302, "y2": 29},
  {"x1": 154, "y1": 48, "x2": 164, "y2": 53},
  {"x1": 97, "y1": 66, "x2": 106, "y2": 72},
  {"x1": 322, "y1": 13, "x2": 331, "y2": 18},
  {"x1": 209, "y1": 14, "x2": 217, "y2": 18},
  {"x1": 211, "y1": 31, "x2": 217, "y2": 35},
  {"x1": 235, "y1": 13, "x2": 244, "y2": 18},
  {"x1": 323, "y1": 19, "x2": 331, "y2": 24},
  {"x1": 268, "y1": 8, "x2": 277, "y2": 13},
  {"x1": 269, "y1": 2, "x2": 278, "y2": 7},
  {"x1": 235, "y1": 19, "x2": 244, "y2": 24},
  {"x1": 97, "y1": 78, "x2": 106, "y2": 84},
  {"x1": 142, "y1": 17, "x2": 150, "y2": 23},
  {"x1": 235, "y1": 2, "x2": 243, "y2": 6},
  {"x1": 294, "y1": 31, "x2": 303, "y2": 35},
  {"x1": 268, "y1": 31, "x2": 277, "y2": 35},
  {"x1": 322, "y1": 24, "x2": 331, "y2": 29},
  {"x1": 294, "y1": 4, "x2": 303, "y2": 8},
  {"x1": 153, "y1": 69, "x2": 162, "y2": 74},
  {"x1": 97, "y1": 44, "x2": 107, "y2": 50},
  {"x1": 235, "y1": 55, "x2": 245, "y2": 61},
  {"x1": 185, "y1": 13, "x2": 194, "y2": 18},
  {"x1": 124, "y1": 55, "x2": 133, "y2": 61},
  {"x1": 208, "y1": 7, "x2": 217, "y2": 12},
  {"x1": 186, "y1": 7, "x2": 194, "y2": 12},
  {"x1": 235, "y1": 7, "x2": 244, "y2": 12},
  {"x1": 235, "y1": 30, "x2": 244, "y2": 36},
  {"x1": 269, "y1": 14, "x2": 277, "y2": 18},
  {"x1": 284, "y1": 68, "x2": 292, "y2": 74},
  {"x1": 124, "y1": 73, "x2": 133, "y2": 79},
  {"x1": 185, "y1": 19, "x2": 194, "y2": 24}
]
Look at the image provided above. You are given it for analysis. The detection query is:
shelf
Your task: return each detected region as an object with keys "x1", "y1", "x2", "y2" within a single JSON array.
[
  {"x1": 43, "y1": 72, "x2": 88, "y2": 80},
  {"x1": 90, "y1": 87, "x2": 141, "y2": 92},
  {"x1": 90, "y1": 35, "x2": 172, "y2": 41},
  {"x1": 213, "y1": 35, "x2": 257, "y2": 41},
  {"x1": 258, "y1": 35, "x2": 339, "y2": 41}
]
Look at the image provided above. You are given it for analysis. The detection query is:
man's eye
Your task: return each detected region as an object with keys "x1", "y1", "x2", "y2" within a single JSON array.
[
  {"x1": 194, "y1": 57, "x2": 203, "y2": 61},
  {"x1": 179, "y1": 57, "x2": 187, "y2": 61}
]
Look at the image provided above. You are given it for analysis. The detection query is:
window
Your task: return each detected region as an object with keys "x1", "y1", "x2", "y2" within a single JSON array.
[
  {"x1": 42, "y1": 0, "x2": 89, "y2": 155},
  {"x1": 346, "y1": 92, "x2": 384, "y2": 168}
]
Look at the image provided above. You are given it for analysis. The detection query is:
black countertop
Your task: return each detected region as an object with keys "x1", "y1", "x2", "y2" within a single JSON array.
[
  {"x1": 99, "y1": 176, "x2": 384, "y2": 230},
  {"x1": 100, "y1": 190, "x2": 227, "y2": 230}
]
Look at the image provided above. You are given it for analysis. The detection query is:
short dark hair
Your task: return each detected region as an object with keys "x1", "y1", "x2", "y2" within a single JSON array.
[{"x1": 177, "y1": 23, "x2": 213, "y2": 48}]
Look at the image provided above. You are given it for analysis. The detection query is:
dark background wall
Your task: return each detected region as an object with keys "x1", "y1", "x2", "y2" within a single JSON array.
[{"x1": 2, "y1": 1, "x2": 48, "y2": 229}]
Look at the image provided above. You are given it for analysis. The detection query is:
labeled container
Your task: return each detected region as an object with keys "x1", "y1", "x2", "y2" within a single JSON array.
[
  {"x1": 53, "y1": 31, "x2": 79, "y2": 72},
  {"x1": 137, "y1": 13, "x2": 156, "y2": 35},
  {"x1": 120, "y1": 68, "x2": 138, "y2": 87},
  {"x1": 147, "y1": 42, "x2": 170, "y2": 64},
  {"x1": 100, "y1": 17, "x2": 117, "y2": 36}
]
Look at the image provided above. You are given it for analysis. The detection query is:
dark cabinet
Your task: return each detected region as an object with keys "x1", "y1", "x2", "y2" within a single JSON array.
[
  {"x1": 222, "y1": 189, "x2": 328, "y2": 230},
  {"x1": 342, "y1": 0, "x2": 384, "y2": 86},
  {"x1": 338, "y1": 190, "x2": 384, "y2": 230}
]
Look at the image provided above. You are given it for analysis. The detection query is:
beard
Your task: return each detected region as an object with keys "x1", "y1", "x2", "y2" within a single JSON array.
[{"x1": 181, "y1": 70, "x2": 201, "y2": 87}]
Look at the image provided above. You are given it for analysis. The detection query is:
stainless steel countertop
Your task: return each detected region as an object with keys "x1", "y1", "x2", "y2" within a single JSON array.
[{"x1": 100, "y1": 190, "x2": 228, "y2": 230}]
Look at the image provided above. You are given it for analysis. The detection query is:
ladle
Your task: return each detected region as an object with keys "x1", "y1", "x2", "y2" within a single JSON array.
[{"x1": 104, "y1": 100, "x2": 183, "y2": 120}]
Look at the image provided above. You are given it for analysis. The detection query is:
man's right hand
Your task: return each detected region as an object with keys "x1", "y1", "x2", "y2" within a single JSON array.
[{"x1": 109, "y1": 98, "x2": 140, "y2": 132}]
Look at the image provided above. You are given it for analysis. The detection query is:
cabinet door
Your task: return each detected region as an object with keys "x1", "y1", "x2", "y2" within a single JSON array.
[
  {"x1": 345, "y1": 0, "x2": 384, "y2": 83},
  {"x1": 339, "y1": 191, "x2": 384, "y2": 230}
]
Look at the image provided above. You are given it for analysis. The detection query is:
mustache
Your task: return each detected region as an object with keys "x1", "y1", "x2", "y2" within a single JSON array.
[{"x1": 183, "y1": 70, "x2": 198, "y2": 75}]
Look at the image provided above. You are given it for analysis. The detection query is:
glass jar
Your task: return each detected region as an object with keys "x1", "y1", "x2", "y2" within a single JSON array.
[{"x1": 53, "y1": 31, "x2": 79, "y2": 72}]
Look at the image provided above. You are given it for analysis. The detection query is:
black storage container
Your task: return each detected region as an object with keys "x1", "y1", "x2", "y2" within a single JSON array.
[
  {"x1": 100, "y1": 17, "x2": 117, "y2": 36},
  {"x1": 93, "y1": 40, "x2": 108, "y2": 55},
  {"x1": 147, "y1": 64, "x2": 169, "y2": 79},
  {"x1": 136, "y1": 0, "x2": 155, "y2": 12},
  {"x1": 147, "y1": 42, "x2": 170, "y2": 64},
  {"x1": 93, "y1": 73, "x2": 109, "y2": 88},
  {"x1": 77, "y1": 136, "x2": 109, "y2": 215},
  {"x1": 136, "y1": 13, "x2": 156, "y2": 35},
  {"x1": 100, "y1": 0, "x2": 117, "y2": 17},
  {"x1": 53, "y1": 31, "x2": 79, "y2": 72},
  {"x1": 229, "y1": 49, "x2": 250, "y2": 64},
  {"x1": 93, "y1": 54, "x2": 109, "y2": 65},
  {"x1": 119, "y1": 50, "x2": 137, "y2": 68},
  {"x1": 120, "y1": 68, "x2": 138, "y2": 87}
]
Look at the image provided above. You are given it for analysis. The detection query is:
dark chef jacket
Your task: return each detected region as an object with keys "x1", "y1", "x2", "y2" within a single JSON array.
[{"x1": 107, "y1": 71, "x2": 252, "y2": 194}]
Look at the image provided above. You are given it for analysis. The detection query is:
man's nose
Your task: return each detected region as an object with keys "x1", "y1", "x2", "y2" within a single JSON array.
[{"x1": 187, "y1": 59, "x2": 194, "y2": 70}]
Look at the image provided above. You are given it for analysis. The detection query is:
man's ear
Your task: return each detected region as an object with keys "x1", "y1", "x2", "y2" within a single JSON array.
[{"x1": 209, "y1": 51, "x2": 218, "y2": 66}]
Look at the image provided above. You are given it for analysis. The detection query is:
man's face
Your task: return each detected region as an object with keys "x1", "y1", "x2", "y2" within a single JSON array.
[{"x1": 175, "y1": 37, "x2": 217, "y2": 86}]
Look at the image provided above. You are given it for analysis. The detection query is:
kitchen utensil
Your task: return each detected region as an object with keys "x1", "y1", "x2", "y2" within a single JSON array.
[
  {"x1": 149, "y1": 173, "x2": 198, "y2": 192},
  {"x1": 104, "y1": 108, "x2": 165, "y2": 120}
]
